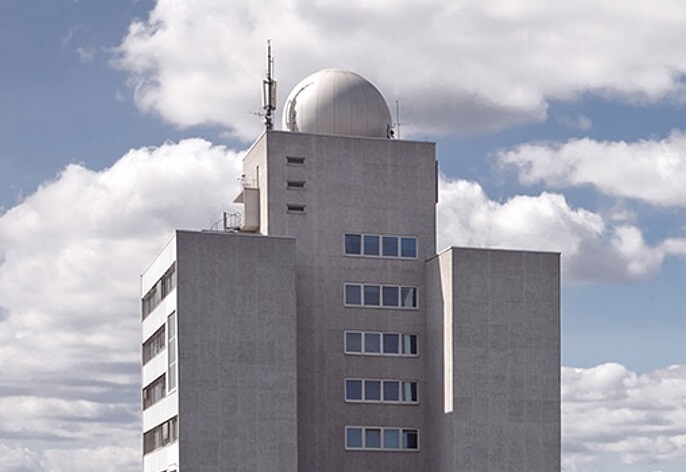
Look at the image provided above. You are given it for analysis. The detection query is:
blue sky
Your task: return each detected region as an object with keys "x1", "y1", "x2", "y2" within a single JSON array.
[{"x1": 1, "y1": 1, "x2": 685, "y2": 471}]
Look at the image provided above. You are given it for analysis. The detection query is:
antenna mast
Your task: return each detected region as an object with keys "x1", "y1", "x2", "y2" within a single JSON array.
[{"x1": 261, "y1": 40, "x2": 277, "y2": 131}]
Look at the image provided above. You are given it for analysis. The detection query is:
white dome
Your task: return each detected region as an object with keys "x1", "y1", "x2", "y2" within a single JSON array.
[{"x1": 282, "y1": 69, "x2": 392, "y2": 138}]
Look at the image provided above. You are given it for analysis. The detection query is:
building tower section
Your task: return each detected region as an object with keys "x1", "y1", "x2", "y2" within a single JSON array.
[{"x1": 140, "y1": 67, "x2": 560, "y2": 472}]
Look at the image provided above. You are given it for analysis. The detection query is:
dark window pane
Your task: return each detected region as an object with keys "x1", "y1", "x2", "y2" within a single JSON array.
[
  {"x1": 382, "y1": 236, "x2": 398, "y2": 257},
  {"x1": 345, "y1": 284, "x2": 362, "y2": 305},
  {"x1": 346, "y1": 428, "x2": 362, "y2": 448},
  {"x1": 401, "y1": 287, "x2": 417, "y2": 308},
  {"x1": 345, "y1": 380, "x2": 362, "y2": 400},
  {"x1": 364, "y1": 333, "x2": 381, "y2": 353},
  {"x1": 363, "y1": 235, "x2": 380, "y2": 256},
  {"x1": 383, "y1": 381, "x2": 400, "y2": 401},
  {"x1": 402, "y1": 334, "x2": 417, "y2": 355},
  {"x1": 384, "y1": 429, "x2": 400, "y2": 449},
  {"x1": 402, "y1": 382, "x2": 418, "y2": 402},
  {"x1": 345, "y1": 234, "x2": 361, "y2": 255},
  {"x1": 403, "y1": 429, "x2": 418, "y2": 449},
  {"x1": 382, "y1": 286, "x2": 399, "y2": 307},
  {"x1": 345, "y1": 332, "x2": 362, "y2": 353},
  {"x1": 364, "y1": 380, "x2": 381, "y2": 401},
  {"x1": 383, "y1": 334, "x2": 399, "y2": 354},
  {"x1": 364, "y1": 285, "x2": 380, "y2": 306},
  {"x1": 365, "y1": 428, "x2": 381, "y2": 448},
  {"x1": 401, "y1": 237, "x2": 417, "y2": 258}
]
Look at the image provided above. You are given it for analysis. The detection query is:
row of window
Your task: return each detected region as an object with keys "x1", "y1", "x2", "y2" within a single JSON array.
[
  {"x1": 345, "y1": 379, "x2": 418, "y2": 403},
  {"x1": 143, "y1": 416, "x2": 178, "y2": 454},
  {"x1": 345, "y1": 427, "x2": 419, "y2": 451},
  {"x1": 345, "y1": 233, "x2": 417, "y2": 259},
  {"x1": 345, "y1": 284, "x2": 418, "y2": 308},
  {"x1": 142, "y1": 263, "x2": 176, "y2": 319},
  {"x1": 345, "y1": 331, "x2": 417, "y2": 356},
  {"x1": 143, "y1": 374, "x2": 166, "y2": 410},
  {"x1": 142, "y1": 325, "x2": 165, "y2": 365}
]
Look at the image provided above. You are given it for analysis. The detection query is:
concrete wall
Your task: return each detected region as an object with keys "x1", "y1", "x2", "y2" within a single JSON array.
[
  {"x1": 242, "y1": 131, "x2": 436, "y2": 472},
  {"x1": 426, "y1": 247, "x2": 560, "y2": 472},
  {"x1": 175, "y1": 230, "x2": 298, "y2": 472}
]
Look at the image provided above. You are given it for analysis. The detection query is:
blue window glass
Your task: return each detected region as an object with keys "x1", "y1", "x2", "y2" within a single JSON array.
[
  {"x1": 383, "y1": 334, "x2": 399, "y2": 354},
  {"x1": 401, "y1": 287, "x2": 417, "y2": 308},
  {"x1": 364, "y1": 380, "x2": 381, "y2": 401},
  {"x1": 383, "y1": 381, "x2": 400, "y2": 401},
  {"x1": 384, "y1": 429, "x2": 400, "y2": 449},
  {"x1": 382, "y1": 236, "x2": 398, "y2": 257},
  {"x1": 364, "y1": 333, "x2": 381, "y2": 353},
  {"x1": 363, "y1": 235, "x2": 380, "y2": 256},
  {"x1": 345, "y1": 284, "x2": 362, "y2": 305},
  {"x1": 364, "y1": 285, "x2": 380, "y2": 306},
  {"x1": 345, "y1": 332, "x2": 362, "y2": 353},
  {"x1": 345, "y1": 380, "x2": 363, "y2": 401},
  {"x1": 403, "y1": 429, "x2": 418, "y2": 449},
  {"x1": 345, "y1": 234, "x2": 362, "y2": 255},
  {"x1": 346, "y1": 428, "x2": 363, "y2": 448},
  {"x1": 382, "y1": 286, "x2": 399, "y2": 307},
  {"x1": 365, "y1": 428, "x2": 382, "y2": 448},
  {"x1": 401, "y1": 237, "x2": 417, "y2": 258}
]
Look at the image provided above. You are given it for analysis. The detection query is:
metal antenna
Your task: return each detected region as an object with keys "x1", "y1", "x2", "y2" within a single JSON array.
[{"x1": 261, "y1": 40, "x2": 277, "y2": 131}]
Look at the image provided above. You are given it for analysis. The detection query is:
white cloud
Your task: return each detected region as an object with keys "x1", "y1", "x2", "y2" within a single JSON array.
[
  {"x1": 436, "y1": 176, "x2": 685, "y2": 282},
  {"x1": 562, "y1": 363, "x2": 686, "y2": 471},
  {"x1": 114, "y1": 0, "x2": 686, "y2": 139},
  {"x1": 499, "y1": 131, "x2": 686, "y2": 207},
  {"x1": 0, "y1": 138, "x2": 242, "y2": 470}
]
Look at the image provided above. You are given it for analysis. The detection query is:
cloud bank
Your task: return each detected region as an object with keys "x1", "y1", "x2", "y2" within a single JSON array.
[{"x1": 114, "y1": 0, "x2": 686, "y2": 140}]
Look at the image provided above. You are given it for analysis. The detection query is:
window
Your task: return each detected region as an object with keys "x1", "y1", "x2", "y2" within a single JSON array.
[
  {"x1": 344, "y1": 284, "x2": 418, "y2": 308},
  {"x1": 345, "y1": 427, "x2": 419, "y2": 451},
  {"x1": 287, "y1": 204, "x2": 306, "y2": 213},
  {"x1": 363, "y1": 235, "x2": 380, "y2": 256},
  {"x1": 382, "y1": 236, "x2": 399, "y2": 257},
  {"x1": 345, "y1": 379, "x2": 418, "y2": 403},
  {"x1": 344, "y1": 233, "x2": 418, "y2": 259},
  {"x1": 143, "y1": 416, "x2": 178, "y2": 454},
  {"x1": 287, "y1": 180, "x2": 306, "y2": 189},
  {"x1": 167, "y1": 312, "x2": 177, "y2": 391},
  {"x1": 401, "y1": 237, "x2": 417, "y2": 258},
  {"x1": 142, "y1": 374, "x2": 166, "y2": 410},
  {"x1": 286, "y1": 156, "x2": 305, "y2": 165},
  {"x1": 142, "y1": 263, "x2": 176, "y2": 319},
  {"x1": 142, "y1": 325, "x2": 165, "y2": 364},
  {"x1": 345, "y1": 331, "x2": 418, "y2": 356}
]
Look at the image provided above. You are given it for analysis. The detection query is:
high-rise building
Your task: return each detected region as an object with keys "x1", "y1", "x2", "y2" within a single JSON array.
[{"x1": 140, "y1": 68, "x2": 560, "y2": 472}]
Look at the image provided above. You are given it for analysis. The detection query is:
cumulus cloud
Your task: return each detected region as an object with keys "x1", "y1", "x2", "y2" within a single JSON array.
[
  {"x1": 436, "y1": 176, "x2": 686, "y2": 282},
  {"x1": 0, "y1": 139, "x2": 242, "y2": 470},
  {"x1": 114, "y1": 0, "x2": 686, "y2": 139},
  {"x1": 562, "y1": 363, "x2": 686, "y2": 471},
  {"x1": 499, "y1": 131, "x2": 686, "y2": 207}
]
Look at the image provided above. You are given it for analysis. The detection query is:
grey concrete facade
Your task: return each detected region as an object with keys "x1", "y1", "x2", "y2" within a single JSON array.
[
  {"x1": 426, "y1": 248, "x2": 560, "y2": 472},
  {"x1": 141, "y1": 129, "x2": 560, "y2": 472}
]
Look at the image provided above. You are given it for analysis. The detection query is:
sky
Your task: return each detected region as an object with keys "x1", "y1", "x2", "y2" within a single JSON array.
[{"x1": 0, "y1": 0, "x2": 685, "y2": 471}]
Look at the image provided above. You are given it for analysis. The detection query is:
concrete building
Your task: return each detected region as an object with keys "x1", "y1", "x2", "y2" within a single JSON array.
[{"x1": 140, "y1": 69, "x2": 560, "y2": 472}]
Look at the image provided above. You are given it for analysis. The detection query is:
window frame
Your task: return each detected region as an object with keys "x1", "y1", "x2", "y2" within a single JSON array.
[
  {"x1": 344, "y1": 283, "x2": 419, "y2": 309},
  {"x1": 344, "y1": 331, "x2": 418, "y2": 357},
  {"x1": 345, "y1": 426, "x2": 420, "y2": 451},
  {"x1": 343, "y1": 233, "x2": 418, "y2": 260},
  {"x1": 345, "y1": 378, "x2": 419, "y2": 404}
]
